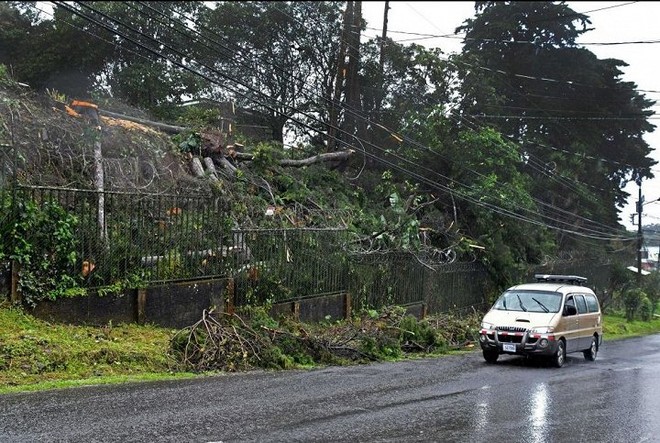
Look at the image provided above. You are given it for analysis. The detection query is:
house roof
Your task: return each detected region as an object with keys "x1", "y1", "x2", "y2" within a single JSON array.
[{"x1": 627, "y1": 266, "x2": 651, "y2": 276}]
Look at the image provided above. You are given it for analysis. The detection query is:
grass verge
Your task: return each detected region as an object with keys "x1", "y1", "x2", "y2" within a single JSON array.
[
  {"x1": 1, "y1": 303, "x2": 659, "y2": 394},
  {"x1": 602, "y1": 313, "x2": 660, "y2": 339}
]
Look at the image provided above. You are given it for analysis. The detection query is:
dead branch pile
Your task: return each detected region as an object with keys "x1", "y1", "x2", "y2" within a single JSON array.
[{"x1": 170, "y1": 307, "x2": 480, "y2": 373}]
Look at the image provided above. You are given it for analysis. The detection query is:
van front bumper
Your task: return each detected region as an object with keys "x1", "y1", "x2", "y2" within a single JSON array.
[{"x1": 479, "y1": 329, "x2": 559, "y2": 356}]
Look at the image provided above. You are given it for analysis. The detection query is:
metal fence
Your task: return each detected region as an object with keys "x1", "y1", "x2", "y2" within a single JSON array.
[
  {"x1": 232, "y1": 228, "x2": 349, "y2": 305},
  {"x1": 346, "y1": 253, "x2": 492, "y2": 314},
  {"x1": 5, "y1": 185, "x2": 232, "y2": 287},
  {"x1": 1, "y1": 185, "x2": 352, "y2": 302},
  {"x1": 1, "y1": 184, "x2": 626, "y2": 315}
]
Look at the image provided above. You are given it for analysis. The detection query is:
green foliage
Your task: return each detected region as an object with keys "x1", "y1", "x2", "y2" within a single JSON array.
[
  {"x1": 251, "y1": 142, "x2": 281, "y2": 173},
  {"x1": 45, "y1": 88, "x2": 67, "y2": 104},
  {"x1": 639, "y1": 296, "x2": 653, "y2": 322},
  {"x1": 399, "y1": 314, "x2": 438, "y2": 349},
  {"x1": 242, "y1": 272, "x2": 291, "y2": 306},
  {"x1": 173, "y1": 131, "x2": 202, "y2": 155},
  {"x1": 0, "y1": 64, "x2": 15, "y2": 87},
  {"x1": 359, "y1": 334, "x2": 402, "y2": 360},
  {"x1": 1, "y1": 194, "x2": 83, "y2": 306},
  {"x1": 641, "y1": 271, "x2": 660, "y2": 315},
  {"x1": 96, "y1": 276, "x2": 145, "y2": 297},
  {"x1": 176, "y1": 106, "x2": 223, "y2": 129},
  {"x1": 623, "y1": 288, "x2": 647, "y2": 321},
  {"x1": 240, "y1": 305, "x2": 279, "y2": 330},
  {"x1": 456, "y1": 1, "x2": 655, "y2": 231}
]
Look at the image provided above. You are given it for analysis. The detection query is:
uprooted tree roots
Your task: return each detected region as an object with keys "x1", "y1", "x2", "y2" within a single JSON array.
[{"x1": 169, "y1": 307, "x2": 481, "y2": 373}]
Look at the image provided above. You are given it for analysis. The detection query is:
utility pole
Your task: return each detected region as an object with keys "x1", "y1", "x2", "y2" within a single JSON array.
[
  {"x1": 344, "y1": 1, "x2": 362, "y2": 139},
  {"x1": 375, "y1": 1, "x2": 389, "y2": 119},
  {"x1": 636, "y1": 173, "x2": 643, "y2": 283},
  {"x1": 379, "y1": 1, "x2": 389, "y2": 73},
  {"x1": 327, "y1": 1, "x2": 352, "y2": 152}
]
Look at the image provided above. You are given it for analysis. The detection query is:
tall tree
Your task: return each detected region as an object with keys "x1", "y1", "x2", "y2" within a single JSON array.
[
  {"x1": 0, "y1": 2, "x2": 111, "y2": 96},
  {"x1": 2, "y1": 2, "x2": 209, "y2": 116},
  {"x1": 197, "y1": 1, "x2": 344, "y2": 144},
  {"x1": 454, "y1": 1, "x2": 656, "y2": 236},
  {"x1": 79, "y1": 1, "x2": 208, "y2": 117}
]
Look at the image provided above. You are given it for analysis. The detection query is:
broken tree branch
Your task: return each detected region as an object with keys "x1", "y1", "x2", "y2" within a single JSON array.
[
  {"x1": 99, "y1": 109, "x2": 187, "y2": 134},
  {"x1": 231, "y1": 149, "x2": 354, "y2": 167}
]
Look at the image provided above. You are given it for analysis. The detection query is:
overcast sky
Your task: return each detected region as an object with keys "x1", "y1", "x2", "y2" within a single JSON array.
[{"x1": 361, "y1": 1, "x2": 660, "y2": 232}]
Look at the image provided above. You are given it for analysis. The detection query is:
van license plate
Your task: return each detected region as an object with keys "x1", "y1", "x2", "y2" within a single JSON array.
[{"x1": 503, "y1": 343, "x2": 516, "y2": 352}]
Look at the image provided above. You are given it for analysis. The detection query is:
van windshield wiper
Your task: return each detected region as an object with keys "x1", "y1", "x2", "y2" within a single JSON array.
[
  {"x1": 516, "y1": 294, "x2": 527, "y2": 312},
  {"x1": 532, "y1": 297, "x2": 549, "y2": 313}
]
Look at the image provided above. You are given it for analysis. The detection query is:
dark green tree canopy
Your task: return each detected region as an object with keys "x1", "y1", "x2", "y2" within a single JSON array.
[
  {"x1": 453, "y1": 1, "x2": 656, "y2": 233},
  {"x1": 197, "y1": 1, "x2": 345, "y2": 143}
]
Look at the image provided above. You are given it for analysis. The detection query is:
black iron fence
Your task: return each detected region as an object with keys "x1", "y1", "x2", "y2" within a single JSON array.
[
  {"x1": 0, "y1": 185, "x2": 354, "y2": 304},
  {"x1": 232, "y1": 228, "x2": 349, "y2": 306},
  {"x1": 1, "y1": 184, "x2": 626, "y2": 315},
  {"x1": 347, "y1": 253, "x2": 491, "y2": 314},
  {"x1": 5, "y1": 185, "x2": 232, "y2": 287}
]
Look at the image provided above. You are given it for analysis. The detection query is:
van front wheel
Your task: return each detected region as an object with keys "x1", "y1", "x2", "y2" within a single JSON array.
[
  {"x1": 552, "y1": 339, "x2": 566, "y2": 368},
  {"x1": 483, "y1": 350, "x2": 499, "y2": 364}
]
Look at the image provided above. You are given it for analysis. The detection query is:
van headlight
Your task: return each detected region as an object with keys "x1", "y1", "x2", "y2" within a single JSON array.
[
  {"x1": 481, "y1": 322, "x2": 495, "y2": 330},
  {"x1": 530, "y1": 326, "x2": 554, "y2": 334}
]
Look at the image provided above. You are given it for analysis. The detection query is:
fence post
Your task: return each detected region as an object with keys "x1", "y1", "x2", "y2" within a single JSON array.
[
  {"x1": 10, "y1": 260, "x2": 20, "y2": 303},
  {"x1": 137, "y1": 288, "x2": 147, "y2": 324},
  {"x1": 344, "y1": 292, "x2": 352, "y2": 320},
  {"x1": 225, "y1": 278, "x2": 235, "y2": 315}
]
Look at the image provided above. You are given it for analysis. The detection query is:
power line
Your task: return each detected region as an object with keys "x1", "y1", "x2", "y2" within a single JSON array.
[
  {"x1": 107, "y1": 1, "x2": 640, "y2": 241},
  {"x1": 45, "y1": 1, "x2": 635, "y2": 241}
]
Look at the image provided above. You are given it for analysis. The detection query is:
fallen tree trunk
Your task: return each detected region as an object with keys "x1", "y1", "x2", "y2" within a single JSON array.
[
  {"x1": 231, "y1": 149, "x2": 354, "y2": 167},
  {"x1": 98, "y1": 109, "x2": 187, "y2": 134},
  {"x1": 191, "y1": 157, "x2": 206, "y2": 178},
  {"x1": 203, "y1": 157, "x2": 219, "y2": 181},
  {"x1": 216, "y1": 155, "x2": 237, "y2": 176}
]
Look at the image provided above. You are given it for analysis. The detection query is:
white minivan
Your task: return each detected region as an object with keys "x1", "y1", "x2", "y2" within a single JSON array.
[{"x1": 478, "y1": 274, "x2": 603, "y2": 367}]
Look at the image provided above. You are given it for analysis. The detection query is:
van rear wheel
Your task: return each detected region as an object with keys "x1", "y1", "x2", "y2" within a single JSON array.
[
  {"x1": 583, "y1": 336, "x2": 598, "y2": 361},
  {"x1": 483, "y1": 350, "x2": 499, "y2": 364}
]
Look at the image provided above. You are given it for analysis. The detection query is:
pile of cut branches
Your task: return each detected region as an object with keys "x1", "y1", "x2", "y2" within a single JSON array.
[{"x1": 170, "y1": 306, "x2": 480, "y2": 373}]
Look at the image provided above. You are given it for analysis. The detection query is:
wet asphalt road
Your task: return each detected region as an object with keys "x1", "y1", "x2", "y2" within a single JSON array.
[{"x1": 1, "y1": 334, "x2": 659, "y2": 443}]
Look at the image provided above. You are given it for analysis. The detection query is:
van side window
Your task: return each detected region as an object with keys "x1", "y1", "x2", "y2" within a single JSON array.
[
  {"x1": 584, "y1": 294, "x2": 599, "y2": 312},
  {"x1": 565, "y1": 296, "x2": 575, "y2": 312},
  {"x1": 575, "y1": 294, "x2": 588, "y2": 314}
]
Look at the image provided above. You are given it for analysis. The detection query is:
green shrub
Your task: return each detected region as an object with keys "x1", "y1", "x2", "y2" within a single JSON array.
[
  {"x1": 0, "y1": 64, "x2": 15, "y2": 86},
  {"x1": 624, "y1": 288, "x2": 646, "y2": 321},
  {"x1": 639, "y1": 296, "x2": 653, "y2": 322},
  {"x1": 399, "y1": 315, "x2": 437, "y2": 349},
  {"x1": 1, "y1": 195, "x2": 83, "y2": 306}
]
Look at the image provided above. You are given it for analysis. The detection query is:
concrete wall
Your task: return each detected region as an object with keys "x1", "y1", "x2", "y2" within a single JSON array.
[
  {"x1": 271, "y1": 292, "x2": 349, "y2": 323},
  {"x1": 140, "y1": 280, "x2": 227, "y2": 328},
  {"x1": 31, "y1": 279, "x2": 231, "y2": 329},
  {"x1": 31, "y1": 289, "x2": 137, "y2": 325},
  {"x1": 28, "y1": 283, "x2": 425, "y2": 329}
]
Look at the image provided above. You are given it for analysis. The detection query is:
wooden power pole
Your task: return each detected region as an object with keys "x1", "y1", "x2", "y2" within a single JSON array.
[{"x1": 636, "y1": 174, "x2": 643, "y2": 283}]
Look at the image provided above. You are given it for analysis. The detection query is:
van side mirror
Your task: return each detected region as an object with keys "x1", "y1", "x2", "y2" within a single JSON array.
[{"x1": 563, "y1": 305, "x2": 577, "y2": 316}]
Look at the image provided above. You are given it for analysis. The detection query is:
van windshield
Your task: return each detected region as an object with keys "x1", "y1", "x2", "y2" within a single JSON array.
[{"x1": 492, "y1": 290, "x2": 562, "y2": 313}]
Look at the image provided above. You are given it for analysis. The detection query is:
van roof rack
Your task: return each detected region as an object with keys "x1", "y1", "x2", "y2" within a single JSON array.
[{"x1": 534, "y1": 274, "x2": 587, "y2": 285}]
